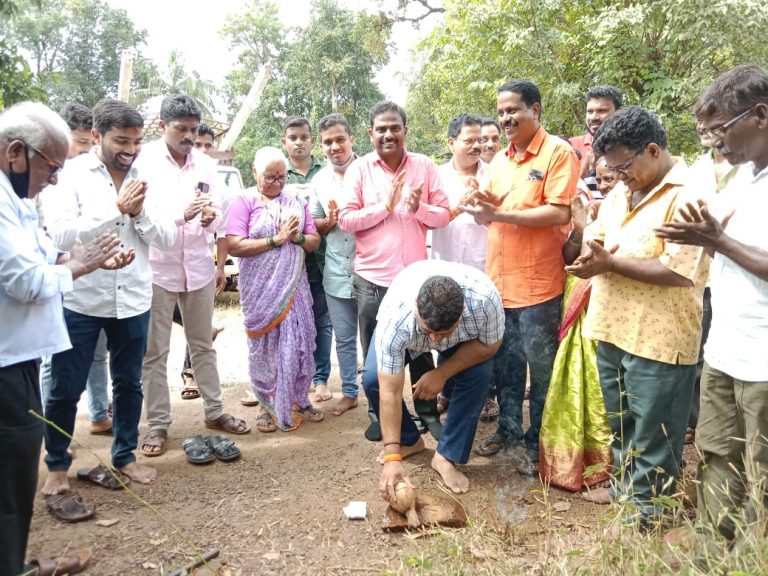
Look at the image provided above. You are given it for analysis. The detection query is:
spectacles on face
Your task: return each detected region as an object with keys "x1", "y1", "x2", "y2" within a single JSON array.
[
  {"x1": 262, "y1": 174, "x2": 286, "y2": 185},
  {"x1": 607, "y1": 149, "x2": 644, "y2": 176},
  {"x1": 27, "y1": 144, "x2": 64, "y2": 178},
  {"x1": 454, "y1": 137, "x2": 483, "y2": 146},
  {"x1": 699, "y1": 105, "x2": 756, "y2": 141}
]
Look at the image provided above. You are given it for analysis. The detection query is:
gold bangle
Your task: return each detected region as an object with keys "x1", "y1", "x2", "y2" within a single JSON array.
[{"x1": 386, "y1": 202, "x2": 393, "y2": 213}]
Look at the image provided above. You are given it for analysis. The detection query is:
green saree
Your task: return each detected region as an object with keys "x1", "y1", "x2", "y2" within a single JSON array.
[{"x1": 539, "y1": 275, "x2": 612, "y2": 491}]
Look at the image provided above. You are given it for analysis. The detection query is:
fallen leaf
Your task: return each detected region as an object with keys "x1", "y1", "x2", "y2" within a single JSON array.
[
  {"x1": 96, "y1": 518, "x2": 119, "y2": 527},
  {"x1": 552, "y1": 501, "x2": 572, "y2": 512},
  {"x1": 263, "y1": 552, "x2": 280, "y2": 560}
]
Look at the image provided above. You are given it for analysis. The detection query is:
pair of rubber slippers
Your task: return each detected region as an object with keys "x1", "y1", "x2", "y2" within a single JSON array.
[{"x1": 181, "y1": 434, "x2": 241, "y2": 465}]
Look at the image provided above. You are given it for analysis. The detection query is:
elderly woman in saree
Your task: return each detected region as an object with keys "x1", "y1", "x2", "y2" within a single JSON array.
[
  {"x1": 539, "y1": 157, "x2": 618, "y2": 492},
  {"x1": 227, "y1": 146, "x2": 324, "y2": 432}
]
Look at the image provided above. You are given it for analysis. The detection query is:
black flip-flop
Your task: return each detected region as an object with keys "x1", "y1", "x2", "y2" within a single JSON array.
[
  {"x1": 205, "y1": 435, "x2": 241, "y2": 461},
  {"x1": 182, "y1": 435, "x2": 215, "y2": 465},
  {"x1": 77, "y1": 464, "x2": 129, "y2": 490}
]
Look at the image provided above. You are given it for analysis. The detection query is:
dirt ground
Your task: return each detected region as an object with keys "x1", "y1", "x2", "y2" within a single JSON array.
[{"x1": 26, "y1": 298, "x2": 688, "y2": 575}]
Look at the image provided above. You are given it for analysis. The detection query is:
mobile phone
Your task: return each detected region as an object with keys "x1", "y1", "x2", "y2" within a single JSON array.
[{"x1": 196, "y1": 182, "x2": 210, "y2": 194}]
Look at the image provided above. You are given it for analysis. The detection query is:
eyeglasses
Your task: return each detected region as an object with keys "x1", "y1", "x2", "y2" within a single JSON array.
[
  {"x1": 698, "y1": 105, "x2": 756, "y2": 141},
  {"x1": 607, "y1": 149, "x2": 643, "y2": 176},
  {"x1": 455, "y1": 137, "x2": 483, "y2": 146},
  {"x1": 262, "y1": 174, "x2": 286, "y2": 185},
  {"x1": 27, "y1": 144, "x2": 64, "y2": 178}
]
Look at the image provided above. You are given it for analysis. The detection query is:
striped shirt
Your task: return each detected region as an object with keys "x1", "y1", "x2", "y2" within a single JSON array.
[{"x1": 375, "y1": 260, "x2": 504, "y2": 374}]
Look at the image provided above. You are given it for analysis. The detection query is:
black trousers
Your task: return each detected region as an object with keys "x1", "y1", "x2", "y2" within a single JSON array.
[{"x1": 0, "y1": 359, "x2": 44, "y2": 576}]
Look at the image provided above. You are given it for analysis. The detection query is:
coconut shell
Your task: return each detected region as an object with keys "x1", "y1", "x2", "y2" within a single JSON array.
[{"x1": 390, "y1": 480, "x2": 414, "y2": 514}]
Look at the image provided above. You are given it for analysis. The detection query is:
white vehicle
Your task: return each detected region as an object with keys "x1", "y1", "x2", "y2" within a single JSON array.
[{"x1": 215, "y1": 166, "x2": 244, "y2": 291}]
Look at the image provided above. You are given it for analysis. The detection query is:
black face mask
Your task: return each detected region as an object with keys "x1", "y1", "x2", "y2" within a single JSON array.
[{"x1": 9, "y1": 146, "x2": 31, "y2": 199}]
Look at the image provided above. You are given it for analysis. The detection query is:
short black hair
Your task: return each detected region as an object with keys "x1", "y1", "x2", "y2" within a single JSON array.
[
  {"x1": 92, "y1": 99, "x2": 144, "y2": 136},
  {"x1": 416, "y1": 276, "x2": 464, "y2": 332},
  {"x1": 695, "y1": 63, "x2": 768, "y2": 119},
  {"x1": 447, "y1": 113, "x2": 483, "y2": 138},
  {"x1": 497, "y1": 79, "x2": 541, "y2": 108},
  {"x1": 197, "y1": 123, "x2": 215, "y2": 140},
  {"x1": 592, "y1": 105, "x2": 667, "y2": 156},
  {"x1": 586, "y1": 85, "x2": 623, "y2": 109},
  {"x1": 59, "y1": 104, "x2": 92, "y2": 132},
  {"x1": 283, "y1": 116, "x2": 311, "y2": 134},
  {"x1": 318, "y1": 113, "x2": 351, "y2": 136},
  {"x1": 160, "y1": 94, "x2": 201, "y2": 123},
  {"x1": 369, "y1": 101, "x2": 407, "y2": 128},
  {"x1": 481, "y1": 117, "x2": 501, "y2": 132}
]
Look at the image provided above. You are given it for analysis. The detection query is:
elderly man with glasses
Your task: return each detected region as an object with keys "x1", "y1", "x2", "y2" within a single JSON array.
[{"x1": 566, "y1": 106, "x2": 709, "y2": 532}]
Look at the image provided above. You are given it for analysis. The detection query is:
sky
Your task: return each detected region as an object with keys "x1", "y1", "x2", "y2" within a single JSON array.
[{"x1": 105, "y1": 0, "x2": 440, "y2": 120}]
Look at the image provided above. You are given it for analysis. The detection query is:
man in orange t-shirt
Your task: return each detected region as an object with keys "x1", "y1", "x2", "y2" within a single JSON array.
[{"x1": 462, "y1": 79, "x2": 579, "y2": 475}]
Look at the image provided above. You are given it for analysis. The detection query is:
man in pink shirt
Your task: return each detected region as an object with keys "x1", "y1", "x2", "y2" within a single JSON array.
[
  {"x1": 137, "y1": 95, "x2": 250, "y2": 457},
  {"x1": 338, "y1": 101, "x2": 450, "y2": 441}
]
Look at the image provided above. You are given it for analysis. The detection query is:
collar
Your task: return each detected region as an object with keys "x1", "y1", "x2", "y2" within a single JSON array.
[
  {"x1": 582, "y1": 132, "x2": 594, "y2": 146},
  {"x1": 288, "y1": 155, "x2": 323, "y2": 176},
  {"x1": 621, "y1": 157, "x2": 688, "y2": 210},
  {"x1": 160, "y1": 139, "x2": 195, "y2": 169},
  {"x1": 373, "y1": 149, "x2": 409, "y2": 173},
  {"x1": 505, "y1": 126, "x2": 547, "y2": 162},
  {"x1": 85, "y1": 148, "x2": 139, "y2": 180}
]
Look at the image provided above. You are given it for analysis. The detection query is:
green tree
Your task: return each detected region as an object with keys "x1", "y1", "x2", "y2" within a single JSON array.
[
  {"x1": 130, "y1": 49, "x2": 218, "y2": 116},
  {"x1": 0, "y1": 0, "x2": 46, "y2": 107},
  {"x1": 406, "y1": 0, "x2": 768, "y2": 158},
  {"x1": 3, "y1": 0, "x2": 148, "y2": 108},
  {"x1": 221, "y1": 0, "x2": 391, "y2": 185}
]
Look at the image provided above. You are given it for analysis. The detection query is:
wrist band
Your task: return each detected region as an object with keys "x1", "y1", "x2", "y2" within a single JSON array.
[
  {"x1": 382, "y1": 453, "x2": 402, "y2": 463},
  {"x1": 267, "y1": 236, "x2": 276, "y2": 248},
  {"x1": 569, "y1": 233, "x2": 583, "y2": 246},
  {"x1": 450, "y1": 208, "x2": 459, "y2": 221},
  {"x1": 292, "y1": 233, "x2": 306, "y2": 245},
  {"x1": 386, "y1": 202, "x2": 393, "y2": 213},
  {"x1": 116, "y1": 200, "x2": 124, "y2": 214}
]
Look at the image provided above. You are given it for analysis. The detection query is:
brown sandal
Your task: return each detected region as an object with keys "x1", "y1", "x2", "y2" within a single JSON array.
[
  {"x1": 30, "y1": 547, "x2": 93, "y2": 575},
  {"x1": 44, "y1": 490, "x2": 95, "y2": 523},
  {"x1": 204, "y1": 413, "x2": 251, "y2": 434},
  {"x1": 293, "y1": 405, "x2": 324, "y2": 423},
  {"x1": 180, "y1": 370, "x2": 200, "y2": 400},
  {"x1": 140, "y1": 428, "x2": 168, "y2": 457},
  {"x1": 436, "y1": 395, "x2": 450, "y2": 414},
  {"x1": 255, "y1": 412, "x2": 277, "y2": 433}
]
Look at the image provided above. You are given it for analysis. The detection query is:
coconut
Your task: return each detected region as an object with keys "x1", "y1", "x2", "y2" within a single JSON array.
[{"x1": 390, "y1": 480, "x2": 419, "y2": 526}]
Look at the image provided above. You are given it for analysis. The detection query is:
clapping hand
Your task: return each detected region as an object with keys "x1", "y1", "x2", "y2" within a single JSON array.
[
  {"x1": 275, "y1": 214, "x2": 299, "y2": 245},
  {"x1": 654, "y1": 199, "x2": 732, "y2": 248},
  {"x1": 406, "y1": 182, "x2": 423, "y2": 213},
  {"x1": 565, "y1": 240, "x2": 617, "y2": 278},
  {"x1": 117, "y1": 179, "x2": 147, "y2": 217},
  {"x1": 184, "y1": 192, "x2": 212, "y2": 222}
]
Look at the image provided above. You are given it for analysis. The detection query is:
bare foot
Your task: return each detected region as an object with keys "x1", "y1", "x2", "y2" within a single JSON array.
[
  {"x1": 331, "y1": 396, "x2": 358, "y2": 416},
  {"x1": 42, "y1": 471, "x2": 70, "y2": 496},
  {"x1": 431, "y1": 451, "x2": 469, "y2": 493},
  {"x1": 580, "y1": 486, "x2": 613, "y2": 504},
  {"x1": 212, "y1": 325, "x2": 225, "y2": 339},
  {"x1": 89, "y1": 417, "x2": 113, "y2": 435},
  {"x1": 314, "y1": 384, "x2": 333, "y2": 402},
  {"x1": 119, "y1": 462, "x2": 158, "y2": 485},
  {"x1": 377, "y1": 437, "x2": 425, "y2": 464}
]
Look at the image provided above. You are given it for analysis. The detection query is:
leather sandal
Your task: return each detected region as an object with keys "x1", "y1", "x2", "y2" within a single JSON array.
[
  {"x1": 140, "y1": 428, "x2": 168, "y2": 457},
  {"x1": 76, "y1": 464, "x2": 129, "y2": 490},
  {"x1": 44, "y1": 490, "x2": 95, "y2": 523},
  {"x1": 29, "y1": 547, "x2": 93, "y2": 575},
  {"x1": 205, "y1": 435, "x2": 241, "y2": 461},
  {"x1": 182, "y1": 435, "x2": 215, "y2": 465},
  {"x1": 205, "y1": 413, "x2": 251, "y2": 434},
  {"x1": 475, "y1": 433, "x2": 507, "y2": 457}
]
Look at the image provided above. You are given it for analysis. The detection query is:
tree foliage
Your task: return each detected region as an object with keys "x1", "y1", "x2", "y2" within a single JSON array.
[
  {"x1": 0, "y1": 0, "x2": 46, "y2": 107},
  {"x1": 221, "y1": 0, "x2": 391, "y2": 186},
  {"x1": 2, "y1": 0, "x2": 148, "y2": 108},
  {"x1": 406, "y1": 0, "x2": 768, "y2": 158}
]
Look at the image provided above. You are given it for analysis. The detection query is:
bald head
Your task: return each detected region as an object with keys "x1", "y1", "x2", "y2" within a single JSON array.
[{"x1": 0, "y1": 102, "x2": 70, "y2": 198}]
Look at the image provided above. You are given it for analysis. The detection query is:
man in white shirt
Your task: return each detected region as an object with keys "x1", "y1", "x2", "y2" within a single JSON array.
[
  {"x1": 0, "y1": 102, "x2": 124, "y2": 573},
  {"x1": 138, "y1": 95, "x2": 250, "y2": 458},
  {"x1": 40, "y1": 99, "x2": 176, "y2": 511},
  {"x1": 656, "y1": 63, "x2": 768, "y2": 541}
]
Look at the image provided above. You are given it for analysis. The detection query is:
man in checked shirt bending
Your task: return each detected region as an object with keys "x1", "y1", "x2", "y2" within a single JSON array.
[{"x1": 365, "y1": 260, "x2": 504, "y2": 496}]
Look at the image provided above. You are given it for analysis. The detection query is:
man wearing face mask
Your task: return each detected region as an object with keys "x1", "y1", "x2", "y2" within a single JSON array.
[{"x1": 0, "y1": 101, "x2": 126, "y2": 576}]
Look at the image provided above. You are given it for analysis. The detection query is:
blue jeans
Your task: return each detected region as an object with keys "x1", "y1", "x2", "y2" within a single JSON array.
[
  {"x1": 362, "y1": 330, "x2": 492, "y2": 464},
  {"x1": 493, "y1": 296, "x2": 562, "y2": 456},
  {"x1": 310, "y1": 280, "x2": 333, "y2": 385},
  {"x1": 40, "y1": 330, "x2": 111, "y2": 423},
  {"x1": 44, "y1": 309, "x2": 150, "y2": 471},
  {"x1": 325, "y1": 292, "x2": 359, "y2": 398}
]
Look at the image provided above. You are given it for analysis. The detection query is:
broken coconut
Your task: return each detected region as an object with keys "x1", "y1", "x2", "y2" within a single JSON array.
[{"x1": 389, "y1": 480, "x2": 420, "y2": 526}]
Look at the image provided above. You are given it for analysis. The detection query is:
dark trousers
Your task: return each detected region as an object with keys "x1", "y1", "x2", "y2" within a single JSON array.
[
  {"x1": 363, "y1": 332, "x2": 492, "y2": 463},
  {"x1": 45, "y1": 309, "x2": 150, "y2": 471},
  {"x1": 598, "y1": 341, "x2": 695, "y2": 519},
  {"x1": 689, "y1": 287, "x2": 712, "y2": 429},
  {"x1": 493, "y1": 296, "x2": 561, "y2": 455},
  {"x1": 353, "y1": 273, "x2": 437, "y2": 421},
  {"x1": 0, "y1": 360, "x2": 44, "y2": 576},
  {"x1": 310, "y1": 280, "x2": 333, "y2": 385}
]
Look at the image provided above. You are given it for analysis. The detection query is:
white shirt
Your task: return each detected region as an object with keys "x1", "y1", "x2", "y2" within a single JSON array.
[
  {"x1": 430, "y1": 159, "x2": 489, "y2": 272},
  {"x1": 41, "y1": 150, "x2": 177, "y2": 318},
  {"x1": 705, "y1": 162, "x2": 768, "y2": 381},
  {"x1": 375, "y1": 260, "x2": 504, "y2": 374},
  {"x1": 0, "y1": 171, "x2": 73, "y2": 367}
]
